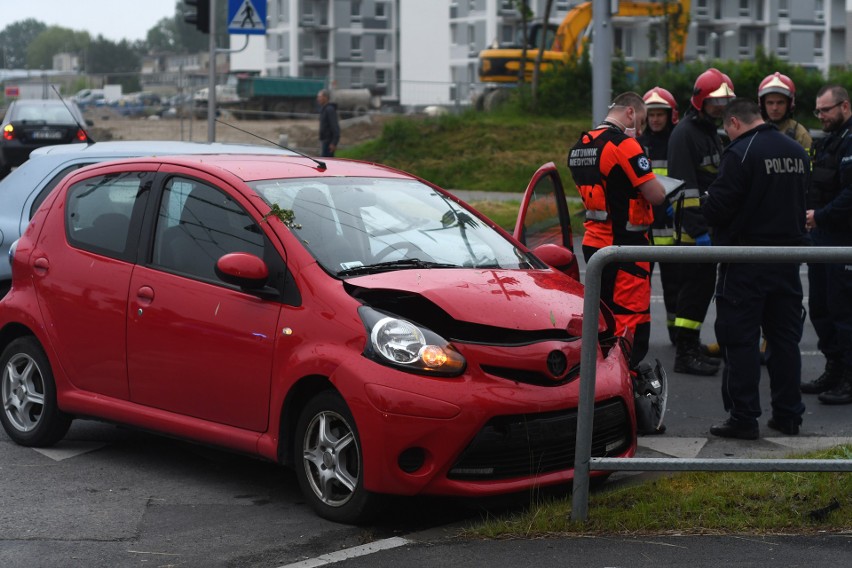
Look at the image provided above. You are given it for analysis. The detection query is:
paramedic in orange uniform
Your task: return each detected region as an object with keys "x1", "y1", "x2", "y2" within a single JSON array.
[{"x1": 568, "y1": 92, "x2": 666, "y2": 369}]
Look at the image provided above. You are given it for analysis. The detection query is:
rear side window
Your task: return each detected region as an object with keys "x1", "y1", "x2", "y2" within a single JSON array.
[
  {"x1": 30, "y1": 163, "x2": 96, "y2": 219},
  {"x1": 65, "y1": 171, "x2": 149, "y2": 259}
]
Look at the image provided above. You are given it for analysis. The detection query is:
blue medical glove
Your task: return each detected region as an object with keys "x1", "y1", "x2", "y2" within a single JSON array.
[
  {"x1": 694, "y1": 233, "x2": 711, "y2": 246},
  {"x1": 666, "y1": 205, "x2": 674, "y2": 218}
]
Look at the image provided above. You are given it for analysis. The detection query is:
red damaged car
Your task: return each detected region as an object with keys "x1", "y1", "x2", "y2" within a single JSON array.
[{"x1": 0, "y1": 154, "x2": 635, "y2": 523}]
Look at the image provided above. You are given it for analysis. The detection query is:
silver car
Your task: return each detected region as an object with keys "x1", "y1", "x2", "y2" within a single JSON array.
[{"x1": 0, "y1": 140, "x2": 295, "y2": 294}]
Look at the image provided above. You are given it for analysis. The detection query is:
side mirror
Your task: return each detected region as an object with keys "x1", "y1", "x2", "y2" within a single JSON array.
[
  {"x1": 532, "y1": 243, "x2": 579, "y2": 281},
  {"x1": 215, "y1": 252, "x2": 269, "y2": 289}
]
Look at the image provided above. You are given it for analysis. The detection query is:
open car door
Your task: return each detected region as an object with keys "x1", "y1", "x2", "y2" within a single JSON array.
[{"x1": 513, "y1": 162, "x2": 579, "y2": 281}]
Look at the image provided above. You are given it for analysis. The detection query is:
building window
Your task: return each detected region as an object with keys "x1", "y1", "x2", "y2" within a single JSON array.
[
  {"x1": 696, "y1": 29, "x2": 708, "y2": 57},
  {"x1": 351, "y1": 0, "x2": 362, "y2": 21},
  {"x1": 468, "y1": 23, "x2": 476, "y2": 53},
  {"x1": 501, "y1": 24, "x2": 514, "y2": 44},
  {"x1": 738, "y1": 30, "x2": 750, "y2": 56},
  {"x1": 302, "y1": 35, "x2": 315, "y2": 57},
  {"x1": 814, "y1": 32, "x2": 824, "y2": 57},
  {"x1": 469, "y1": 0, "x2": 478, "y2": 11},
  {"x1": 376, "y1": 34, "x2": 386, "y2": 51},
  {"x1": 302, "y1": 0, "x2": 314, "y2": 24},
  {"x1": 778, "y1": 0, "x2": 789, "y2": 18},
  {"x1": 738, "y1": 0, "x2": 749, "y2": 17},
  {"x1": 696, "y1": 0, "x2": 708, "y2": 18},
  {"x1": 352, "y1": 68, "x2": 362, "y2": 88},
  {"x1": 778, "y1": 32, "x2": 789, "y2": 57},
  {"x1": 351, "y1": 36, "x2": 362, "y2": 59},
  {"x1": 376, "y1": 69, "x2": 387, "y2": 86},
  {"x1": 376, "y1": 2, "x2": 386, "y2": 18},
  {"x1": 555, "y1": 1, "x2": 570, "y2": 11},
  {"x1": 815, "y1": 0, "x2": 824, "y2": 20}
]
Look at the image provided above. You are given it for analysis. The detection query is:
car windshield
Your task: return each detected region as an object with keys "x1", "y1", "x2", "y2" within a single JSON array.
[{"x1": 251, "y1": 177, "x2": 537, "y2": 276}]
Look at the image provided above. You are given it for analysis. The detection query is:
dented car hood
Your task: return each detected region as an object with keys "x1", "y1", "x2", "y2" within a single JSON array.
[{"x1": 347, "y1": 269, "x2": 588, "y2": 331}]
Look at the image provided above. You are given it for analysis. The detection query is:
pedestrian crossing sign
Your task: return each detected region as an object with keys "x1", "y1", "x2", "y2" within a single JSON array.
[{"x1": 228, "y1": 0, "x2": 267, "y2": 35}]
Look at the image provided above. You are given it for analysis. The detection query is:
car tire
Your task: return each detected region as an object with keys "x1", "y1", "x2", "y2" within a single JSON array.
[
  {"x1": 294, "y1": 390, "x2": 383, "y2": 524},
  {"x1": 0, "y1": 337, "x2": 72, "y2": 447}
]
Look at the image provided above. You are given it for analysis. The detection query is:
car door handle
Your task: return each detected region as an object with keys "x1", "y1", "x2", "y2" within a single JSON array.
[
  {"x1": 33, "y1": 257, "x2": 49, "y2": 275},
  {"x1": 136, "y1": 286, "x2": 155, "y2": 307}
]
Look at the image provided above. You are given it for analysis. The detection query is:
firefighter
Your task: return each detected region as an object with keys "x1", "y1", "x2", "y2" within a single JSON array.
[
  {"x1": 567, "y1": 91, "x2": 665, "y2": 373},
  {"x1": 802, "y1": 85, "x2": 852, "y2": 405},
  {"x1": 703, "y1": 98, "x2": 809, "y2": 439},
  {"x1": 666, "y1": 68, "x2": 735, "y2": 376},
  {"x1": 638, "y1": 86, "x2": 680, "y2": 344},
  {"x1": 758, "y1": 71, "x2": 813, "y2": 152}
]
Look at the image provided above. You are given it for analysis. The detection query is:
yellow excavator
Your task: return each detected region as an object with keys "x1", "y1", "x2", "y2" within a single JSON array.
[{"x1": 478, "y1": 1, "x2": 690, "y2": 85}]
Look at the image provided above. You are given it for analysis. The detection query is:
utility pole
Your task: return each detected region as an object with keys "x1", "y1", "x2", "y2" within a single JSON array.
[
  {"x1": 207, "y1": 0, "x2": 217, "y2": 142},
  {"x1": 592, "y1": 0, "x2": 613, "y2": 125}
]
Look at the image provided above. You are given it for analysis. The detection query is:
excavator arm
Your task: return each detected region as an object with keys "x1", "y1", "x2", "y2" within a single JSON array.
[{"x1": 479, "y1": 1, "x2": 690, "y2": 84}]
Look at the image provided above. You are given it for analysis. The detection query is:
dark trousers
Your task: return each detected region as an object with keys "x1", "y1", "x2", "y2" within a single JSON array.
[
  {"x1": 658, "y1": 261, "x2": 680, "y2": 319},
  {"x1": 673, "y1": 260, "x2": 716, "y2": 331},
  {"x1": 320, "y1": 141, "x2": 335, "y2": 157},
  {"x1": 714, "y1": 263, "x2": 805, "y2": 426},
  {"x1": 807, "y1": 228, "x2": 852, "y2": 366}
]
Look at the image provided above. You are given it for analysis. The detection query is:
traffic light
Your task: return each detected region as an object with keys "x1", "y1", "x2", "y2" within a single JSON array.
[{"x1": 185, "y1": 0, "x2": 211, "y2": 34}]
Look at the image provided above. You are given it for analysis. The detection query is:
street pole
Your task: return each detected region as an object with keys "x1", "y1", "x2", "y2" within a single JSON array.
[
  {"x1": 591, "y1": 0, "x2": 613, "y2": 125},
  {"x1": 207, "y1": 0, "x2": 217, "y2": 142}
]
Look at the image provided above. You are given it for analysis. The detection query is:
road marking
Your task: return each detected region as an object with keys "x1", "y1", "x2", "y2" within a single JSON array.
[
  {"x1": 32, "y1": 441, "x2": 108, "y2": 461},
  {"x1": 276, "y1": 537, "x2": 412, "y2": 568}
]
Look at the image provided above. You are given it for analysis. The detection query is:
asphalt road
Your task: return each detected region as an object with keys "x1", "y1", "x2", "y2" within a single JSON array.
[{"x1": 1, "y1": 253, "x2": 850, "y2": 568}]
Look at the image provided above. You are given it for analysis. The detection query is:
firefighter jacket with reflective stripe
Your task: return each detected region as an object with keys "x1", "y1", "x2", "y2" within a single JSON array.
[
  {"x1": 638, "y1": 126, "x2": 675, "y2": 245},
  {"x1": 667, "y1": 108, "x2": 724, "y2": 244},
  {"x1": 703, "y1": 123, "x2": 810, "y2": 247},
  {"x1": 568, "y1": 124, "x2": 656, "y2": 249},
  {"x1": 809, "y1": 117, "x2": 852, "y2": 235}
]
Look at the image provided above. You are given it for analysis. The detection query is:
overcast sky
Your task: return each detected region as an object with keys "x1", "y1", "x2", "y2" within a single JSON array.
[{"x1": 1, "y1": 0, "x2": 178, "y2": 43}]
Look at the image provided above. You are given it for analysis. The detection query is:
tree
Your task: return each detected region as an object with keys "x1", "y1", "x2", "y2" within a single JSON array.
[
  {"x1": 0, "y1": 19, "x2": 47, "y2": 69},
  {"x1": 85, "y1": 36, "x2": 142, "y2": 91},
  {"x1": 513, "y1": 0, "x2": 532, "y2": 85},
  {"x1": 531, "y1": 0, "x2": 555, "y2": 108},
  {"x1": 26, "y1": 26, "x2": 89, "y2": 70}
]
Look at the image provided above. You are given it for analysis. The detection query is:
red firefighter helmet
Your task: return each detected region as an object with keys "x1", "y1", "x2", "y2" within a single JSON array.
[
  {"x1": 690, "y1": 68, "x2": 736, "y2": 111},
  {"x1": 643, "y1": 86, "x2": 679, "y2": 124},
  {"x1": 758, "y1": 71, "x2": 796, "y2": 112}
]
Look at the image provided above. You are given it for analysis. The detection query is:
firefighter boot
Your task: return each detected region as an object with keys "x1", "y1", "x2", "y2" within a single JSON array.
[
  {"x1": 817, "y1": 365, "x2": 852, "y2": 405},
  {"x1": 674, "y1": 329, "x2": 720, "y2": 376},
  {"x1": 801, "y1": 357, "x2": 843, "y2": 394}
]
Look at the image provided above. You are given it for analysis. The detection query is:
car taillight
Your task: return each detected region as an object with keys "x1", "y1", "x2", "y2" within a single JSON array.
[
  {"x1": 3, "y1": 124, "x2": 14, "y2": 141},
  {"x1": 76, "y1": 129, "x2": 87, "y2": 142}
]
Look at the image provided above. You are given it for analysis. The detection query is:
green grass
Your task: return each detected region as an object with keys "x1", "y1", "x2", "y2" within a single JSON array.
[
  {"x1": 340, "y1": 110, "x2": 586, "y2": 195},
  {"x1": 464, "y1": 445, "x2": 852, "y2": 537}
]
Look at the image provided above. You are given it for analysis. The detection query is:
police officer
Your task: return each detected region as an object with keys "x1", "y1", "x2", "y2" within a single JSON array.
[
  {"x1": 667, "y1": 68, "x2": 735, "y2": 376},
  {"x1": 704, "y1": 98, "x2": 809, "y2": 439},
  {"x1": 568, "y1": 92, "x2": 665, "y2": 372},
  {"x1": 802, "y1": 85, "x2": 852, "y2": 405},
  {"x1": 758, "y1": 72, "x2": 813, "y2": 152},
  {"x1": 638, "y1": 86, "x2": 680, "y2": 344}
]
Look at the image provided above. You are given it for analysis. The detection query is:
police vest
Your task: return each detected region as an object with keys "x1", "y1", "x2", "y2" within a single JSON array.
[
  {"x1": 809, "y1": 128, "x2": 849, "y2": 209},
  {"x1": 568, "y1": 127, "x2": 654, "y2": 240}
]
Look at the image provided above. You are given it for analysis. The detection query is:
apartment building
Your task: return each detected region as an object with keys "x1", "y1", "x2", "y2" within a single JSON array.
[{"x1": 230, "y1": 0, "x2": 849, "y2": 107}]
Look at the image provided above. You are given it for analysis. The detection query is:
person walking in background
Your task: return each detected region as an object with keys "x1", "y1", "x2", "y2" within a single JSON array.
[
  {"x1": 317, "y1": 89, "x2": 340, "y2": 157},
  {"x1": 703, "y1": 99, "x2": 809, "y2": 439},
  {"x1": 666, "y1": 68, "x2": 735, "y2": 376},
  {"x1": 802, "y1": 85, "x2": 852, "y2": 405},
  {"x1": 638, "y1": 86, "x2": 680, "y2": 345}
]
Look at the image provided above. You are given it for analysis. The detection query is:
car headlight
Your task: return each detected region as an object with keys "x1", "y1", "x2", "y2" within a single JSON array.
[{"x1": 359, "y1": 307, "x2": 466, "y2": 377}]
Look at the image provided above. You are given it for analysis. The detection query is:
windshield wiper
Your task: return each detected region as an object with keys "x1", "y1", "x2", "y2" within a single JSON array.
[{"x1": 337, "y1": 259, "x2": 460, "y2": 277}]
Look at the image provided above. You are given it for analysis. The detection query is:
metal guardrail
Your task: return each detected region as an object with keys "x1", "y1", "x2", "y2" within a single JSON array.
[{"x1": 571, "y1": 245, "x2": 852, "y2": 522}]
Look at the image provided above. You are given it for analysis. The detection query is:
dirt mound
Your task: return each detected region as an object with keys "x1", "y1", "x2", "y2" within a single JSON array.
[{"x1": 87, "y1": 111, "x2": 390, "y2": 154}]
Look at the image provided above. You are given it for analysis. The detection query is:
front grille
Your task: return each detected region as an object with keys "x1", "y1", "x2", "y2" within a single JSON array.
[
  {"x1": 448, "y1": 399, "x2": 631, "y2": 481},
  {"x1": 480, "y1": 363, "x2": 581, "y2": 387}
]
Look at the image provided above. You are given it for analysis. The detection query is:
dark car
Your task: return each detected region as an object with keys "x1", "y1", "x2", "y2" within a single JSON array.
[{"x1": 0, "y1": 99, "x2": 91, "y2": 177}]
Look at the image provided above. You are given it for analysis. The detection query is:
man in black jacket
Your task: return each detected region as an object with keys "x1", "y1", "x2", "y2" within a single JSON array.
[
  {"x1": 703, "y1": 98, "x2": 809, "y2": 439},
  {"x1": 317, "y1": 89, "x2": 340, "y2": 157}
]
